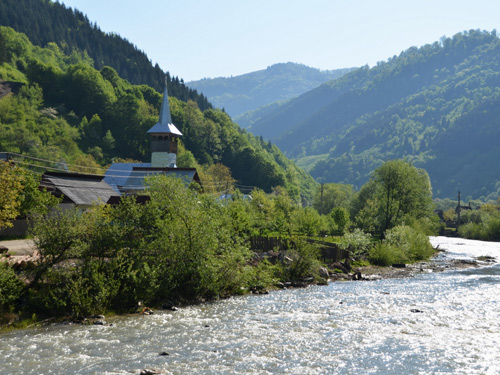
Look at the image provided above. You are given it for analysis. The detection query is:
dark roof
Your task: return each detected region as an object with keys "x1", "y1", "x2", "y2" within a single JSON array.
[{"x1": 41, "y1": 171, "x2": 117, "y2": 206}]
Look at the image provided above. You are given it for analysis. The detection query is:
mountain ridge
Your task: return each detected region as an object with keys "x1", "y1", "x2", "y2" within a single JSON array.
[
  {"x1": 246, "y1": 30, "x2": 500, "y2": 200},
  {"x1": 187, "y1": 62, "x2": 354, "y2": 119}
]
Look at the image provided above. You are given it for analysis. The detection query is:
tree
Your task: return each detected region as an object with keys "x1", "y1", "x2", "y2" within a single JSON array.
[
  {"x1": 331, "y1": 207, "x2": 350, "y2": 235},
  {"x1": 63, "y1": 63, "x2": 116, "y2": 118},
  {"x1": 199, "y1": 163, "x2": 235, "y2": 195},
  {"x1": 312, "y1": 183, "x2": 355, "y2": 215},
  {"x1": 16, "y1": 167, "x2": 59, "y2": 217},
  {"x1": 0, "y1": 161, "x2": 23, "y2": 229},
  {"x1": 353, "y1": 160, "x2": 434, "y2": 235}
]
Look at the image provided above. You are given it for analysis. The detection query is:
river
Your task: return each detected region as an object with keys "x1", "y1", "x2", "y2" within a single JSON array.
[{"x1": 1, "y1": 236, "x2": 500, "y2": 375}]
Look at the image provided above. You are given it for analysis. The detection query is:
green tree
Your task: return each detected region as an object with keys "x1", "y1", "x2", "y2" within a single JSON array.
[
  {"x1": 313, "y1": 183, "x2": 355, "y2": 215},
  {"x1": 331, "y1": 207, "x2": 350, "y2": 235},
  {"x1": 0, "y1": 263, "x2": 24, "y2": 314},
  {"x1": 0, "y1": 161, "x2": 23, "y2": 229},
  {"x1": 16, "y1": 167, "x2": 59, "y2": 217},
  {"x1": 63, "y1": 63, "x2": 116, "y2": 118},
  {"x1": 353, "y1": 160, "x2": 434, "y2": 235}
]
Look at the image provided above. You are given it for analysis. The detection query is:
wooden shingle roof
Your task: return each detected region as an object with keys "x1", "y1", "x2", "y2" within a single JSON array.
[{"x1": 40, "y1": 171, "x2": 118, "y2": 206}]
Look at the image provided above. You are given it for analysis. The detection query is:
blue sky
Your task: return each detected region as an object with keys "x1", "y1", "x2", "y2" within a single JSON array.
[{"x1": 60, "y1": 0, "x2": 500, "y2": 82}]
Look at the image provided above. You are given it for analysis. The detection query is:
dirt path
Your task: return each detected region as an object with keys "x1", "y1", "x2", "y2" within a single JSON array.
[{"x1": 0, "y1": 239, "x2": 37, "y2": 256}]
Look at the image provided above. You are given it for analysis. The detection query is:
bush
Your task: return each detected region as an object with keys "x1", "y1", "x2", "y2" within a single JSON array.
[
  {"x1": 369, "y1": 225, "x2": 434, "y2": 266},
  {"x1": 458, "y1": 222, "x2": 484, "y2": 239},
  {"x1": 458, "y1": 211, "x2": 500, "y2": 241},
  {"x1": 339, "y1": 228, "x2": 372, "y2": 259},
  {"x1": 0, "y1": 263, "x2": 24, "y2": 312},
  {"x1": 244, "y1": 259, "x2": 280, "y2": 291},
  {"x1": 484, "y1": 216, "x2": 500, "y2": 241},
  {"x1": 283, "y1": 239, "x2": 321, "y2": 282},
  {"x1": 368, "y1": 242, "x2": 406, "y2": 266}
]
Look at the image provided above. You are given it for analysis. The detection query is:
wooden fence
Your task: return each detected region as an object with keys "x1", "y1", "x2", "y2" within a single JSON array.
[{"x1": 250, "y1": 236, "x2": 348, "y2": 263}]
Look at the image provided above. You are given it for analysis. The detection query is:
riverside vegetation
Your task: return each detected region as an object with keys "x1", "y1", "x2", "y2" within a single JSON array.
[{"x1": 0, "y1": 159, "x2": 457, "y2": 327}]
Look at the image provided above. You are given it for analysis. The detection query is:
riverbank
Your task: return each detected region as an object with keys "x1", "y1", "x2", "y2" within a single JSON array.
[
  {"x1": 1, "y1": 238, "x2": 495, "y2": 331},
  {"x1": 3, "y1": 237, "x2": 500, "y2": 375}
]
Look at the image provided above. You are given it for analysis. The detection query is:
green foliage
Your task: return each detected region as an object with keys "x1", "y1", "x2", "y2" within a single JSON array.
[
  {"x1": 0, "y1": 1, "x2": 211, "y2": 110},
  {"x1": 458, "y1": 207, "x2": 500, "y2": 241},
  {"x1": 292, "y1": 207, "x2": 325, "y2": 237},
  {"x1": 0, "y1": 162, "x2": 58, "y2": 229},
  {"x1": 339, "y1": 228, "x2": 372, "y2": 259},
  {"x1": 25, "y1": 176, "x2": 260, "y2": 316},
  {"x1": 352, "y1": 160, "x2": 434, "y2": 236},
  {"x1": 313, "y1": 183, "x2": 355, "y2": 215},
  {"x1": 369, "y1": 225, "x2": 434, "y2": 266},
  {"x1": 16, "y1": 176, "x2": 333, "y2": 320},
  {"x1": 0, "y1": 161, "x2": 23, "y2": 229},
  {"x1": 330, "y1": 207, "x2": 350, "y2": 235},
  {"x1": 282, "y1": 238, "x2": 322, "y2": 282},
  {"x1": 0, "y1": 263, "x2": 24, "y2": 313},
  {"x1": 16, "y1": 167, "x2": 60, "y2": 217}
]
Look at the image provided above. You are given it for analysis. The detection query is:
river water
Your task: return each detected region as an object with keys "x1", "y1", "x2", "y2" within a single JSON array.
[{"x1": 1, "y1": 236, "x2": 500, "y2": 375}]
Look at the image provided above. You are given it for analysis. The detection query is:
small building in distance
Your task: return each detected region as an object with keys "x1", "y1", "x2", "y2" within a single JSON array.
[{"x1": 104, "y1": 78, "x2": 200, "y2": 194}]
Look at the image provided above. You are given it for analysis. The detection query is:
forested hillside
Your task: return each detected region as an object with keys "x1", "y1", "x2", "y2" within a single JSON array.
[
  {"x1": 0, "y1": 0, "x2": 211, "y2": 111},
  {"x1": 187, "y1": 63, "x2": 353, "y2": 119},
  {"x1": 248, "y1": 30, "x2": 500, "y2": 200},
  {"x1": 0, "y1": 26, "x2": 316, "y2": 201}
]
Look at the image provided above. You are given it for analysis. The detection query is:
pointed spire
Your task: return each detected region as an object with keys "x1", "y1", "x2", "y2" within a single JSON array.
[
  {"x1": 158, "y1": 76, "x2": 173, "y2": 125},
  {"x1": 147, "y1": 76, "x2": 182, "y2": 136}
]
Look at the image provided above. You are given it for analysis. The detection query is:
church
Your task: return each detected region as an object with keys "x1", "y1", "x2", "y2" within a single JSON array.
[{"x1": 104, "y1": 79, "x2": 200, "y2": 194}]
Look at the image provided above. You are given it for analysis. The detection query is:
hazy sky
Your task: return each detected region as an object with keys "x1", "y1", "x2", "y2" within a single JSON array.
[{"x1": 59, "y1": 0, "x2": 500, "y2": 81}]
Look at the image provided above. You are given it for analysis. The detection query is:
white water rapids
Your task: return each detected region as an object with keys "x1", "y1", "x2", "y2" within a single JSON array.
[{"x1": 1, "y1": 236, "x2": 500, "y2": 374}]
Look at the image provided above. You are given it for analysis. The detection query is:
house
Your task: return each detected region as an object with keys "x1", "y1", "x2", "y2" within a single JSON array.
[
  {"x1": 104, "y1": 78, "x2": 200, "y2": 194},
  {"x1": 40, "y1": 171, "x2": 117, "y2": 210}
]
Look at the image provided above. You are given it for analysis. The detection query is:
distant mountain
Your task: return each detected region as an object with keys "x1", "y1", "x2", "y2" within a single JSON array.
[
  {"x1": 186, "y1": 63, "x2": 354, "y2": 118},
  {"x1": 247, "y1": 30, "x2": 500, "y2": 200}
]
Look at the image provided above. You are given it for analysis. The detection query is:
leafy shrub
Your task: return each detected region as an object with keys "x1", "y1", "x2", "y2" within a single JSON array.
[
  {"x1": 369, "y1": 225, "x2": 434, "y2": 266},
  {"x1": 0, "y1": 263, "x2": 24, "y2": 312},
  {"x1": 244, "y1": 259, "x2": 281, "y2": 291},
  {"x1": 283, "y1": 239, "x2": 321, "y2": 282},
  {"x1": 458, "y1": 222, "x2": 484, "y2": 239},
  {"x1": 368, "y1": 242, "x2": 406, "y2": 266},
  {"x1": 484, "y1": 216, "x2": 500, "y2": 241},
  {"x1": 458, "y1": 212, "x2": 500, "y2": 241},
  {"x1": 339, "y1": 228, "x2": 372, "y2": 259},
  {"x1": 293, "y1": 207, "x2": 325, "y2": 237}
]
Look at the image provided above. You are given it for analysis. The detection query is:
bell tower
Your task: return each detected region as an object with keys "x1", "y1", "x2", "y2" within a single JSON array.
[{"x1": 147, "y1": 77, "x2": 182, "y2": 168}]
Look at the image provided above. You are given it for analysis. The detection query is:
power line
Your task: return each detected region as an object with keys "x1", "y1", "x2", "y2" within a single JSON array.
[{"x1": 4, "y1": 152, "x2": 263, "y2": 191}]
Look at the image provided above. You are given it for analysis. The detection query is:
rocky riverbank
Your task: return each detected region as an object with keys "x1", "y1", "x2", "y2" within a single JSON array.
[{"x1": 331, "y1": 254, "x2": 496, "y2": 282}]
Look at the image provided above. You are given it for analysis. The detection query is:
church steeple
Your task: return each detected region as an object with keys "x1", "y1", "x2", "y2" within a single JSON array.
[{"x1": 147, "y1": 77, "x2": 182, "y2": 168}]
